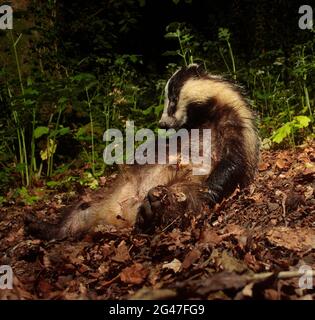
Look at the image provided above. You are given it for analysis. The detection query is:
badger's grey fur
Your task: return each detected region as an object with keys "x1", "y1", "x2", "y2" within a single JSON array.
[{"x1": 25, "y1": 64, "x2": 260, "y2": 239}]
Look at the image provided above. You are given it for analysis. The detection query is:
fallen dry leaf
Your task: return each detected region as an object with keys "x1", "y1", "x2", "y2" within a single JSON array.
[
  {"x1": 189, "y1": 272, "x2": 250, "y2": 296},
  {"x1": 162, "y1": 258, "x2": 182, "y2": 273},
  {"x1": 258, "y1": 162, "x2": 270, "y2": 171},
  {"x1": 266, "y1": 227, "x2": 315, "y2": 252},
  {"x1": 217, "y1": 251, "x2": 248, "y2": 273},
  {"x1": 304, "y1": 186, "x2": 314, "y2": 200},
  {"x1": 120, "y1": 263, "x2": 148, "y2": 285},
  {"x1": 222, "y1": 224, "x2": 246, "y2": 238},
  {"x1": 112, "y1": 240, "x2": 131, "y2": 262},
  {"x1": 182, "y1": 249, "x2": 201, "y2": 269},
  {"x1": 264, "y1": 288, "x2": 279, "y2": 300},
  {"x1": 129, "y1": 287, "x2": 177, "y2": 300},
  {"x1": 200, "y1": 229, "x2": 222, "y2": 246},
  {"x1": 276, "y1": 159, "x2": 289, "y2": 170}
]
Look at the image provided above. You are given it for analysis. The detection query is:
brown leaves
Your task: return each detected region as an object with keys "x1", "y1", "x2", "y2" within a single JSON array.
[
  {"x1": 275, "y1": 158, "x2": 290, "y2": 170},
  {"x1": 215, "y1": 251, "x2": 247, "y2": 273},
  {"x1": 177, "y1": 272, "x2": 250, "y2": 297},
  {"x1": 120, "y1": 263, "x2": 148, "y2": 285},
  {"x1": 266, "y1": 227, "x2": 315, "y2": 252},
  {"x1": 112, "y1": 240, "x2": 131, "y2": 263},
  {"x1": 258, "y1": 161, "x2": 270, "y2": 171},
  {"x1": 182, "y1": 249, "x2": 201, "y2": 269},
  {"x1": 200, "y1": 229, "x2": 222, "y2": 246},
  {"x1": 1, "y1": 141, "x2": 315, "y2": 300}
]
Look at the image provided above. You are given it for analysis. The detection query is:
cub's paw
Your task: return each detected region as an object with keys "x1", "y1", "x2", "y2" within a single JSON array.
[{"x1": 134, "y1": 185, "x2": 169, "y2": 234}]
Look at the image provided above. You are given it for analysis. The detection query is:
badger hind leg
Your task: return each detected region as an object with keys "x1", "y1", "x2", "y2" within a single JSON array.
[{"x1": 24, "y1": 201, "x2": 102, "y2": 240}]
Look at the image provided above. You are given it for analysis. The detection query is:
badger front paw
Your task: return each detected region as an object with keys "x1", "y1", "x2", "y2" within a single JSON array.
[{"x1": 135, "y1": 186, "x2": 170, "y2": 233}]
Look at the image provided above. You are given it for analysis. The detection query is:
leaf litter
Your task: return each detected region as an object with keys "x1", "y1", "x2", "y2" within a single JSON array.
[{"x1": 0, "y1": 142, "x2": 314, "y2": 300}]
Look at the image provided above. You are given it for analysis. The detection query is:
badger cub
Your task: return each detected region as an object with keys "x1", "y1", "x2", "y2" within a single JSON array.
[{"x1": 26, "y1": 64, "x2": 259, "y2": 239}]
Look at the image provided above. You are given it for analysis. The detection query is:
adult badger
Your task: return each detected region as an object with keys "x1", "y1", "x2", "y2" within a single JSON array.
[{"x1": 26, "y1": 64, "x2": 259, "y2": 239}]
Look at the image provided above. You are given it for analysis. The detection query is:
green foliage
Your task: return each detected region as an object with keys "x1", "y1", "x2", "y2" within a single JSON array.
[
  {"x1": 79, "y1": 172, "x2": 99, "y2": 190},
  {"x1": 272, "y1": 116, "x2": 311, "y2": 144},
  {"x1": 14, "y1": 187, "x2": 40, "y2": 205},
  {"x1": 165, "y1": 25, "x2": 195, "y2": 66},
  {"x1": 0, "y1": 0, "x2": 314, "y2": 195},
  {"x1": 218, "y1": 28, "x2": 237, "y2": 80}
]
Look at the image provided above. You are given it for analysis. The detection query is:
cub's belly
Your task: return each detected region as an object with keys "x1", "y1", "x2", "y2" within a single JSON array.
[{"x1": 102, "y1": 162, "x2": 210, "y2": 227}]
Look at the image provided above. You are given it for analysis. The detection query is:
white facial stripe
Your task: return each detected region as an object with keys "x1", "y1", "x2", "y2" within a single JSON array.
[
  {"x1": 161, "y1": 95, "x2": 170, "y2": 119},
  {"x1": 162, "y1": 78, "x2": 171, "y2": 117}
]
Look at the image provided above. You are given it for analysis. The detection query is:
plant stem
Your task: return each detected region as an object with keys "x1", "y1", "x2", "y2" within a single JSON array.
[
  {"x1": 303, "y1": 82, "x2": 313, "y2": 122},
  {"x1": 219, "y1": 47, "x2": 231, "y2": 74},
  {"x1": 177, "y1": 30, "x2": 188, "y2": 66},
  {"x1": 10, "y1": 31, "x2": 24, "y2": 97},
  {"x1": 86, "y1": 87, "x2": 95, "y2": 176},
  {"x1": 12, "y1": 110, "x2": 25, "y2": 184},
  {"x1": 226, "y1": 40, "x2": 236, "y2": 80},
  {"x1": 21, "y1": 128, "x2": 29, "y2": 185},
  {"x1": 9, "y1": 31, "x2": 31, "y2": 186},
  {"x1": 48, "y1": 106, "x2": 62, "y2": 176}
]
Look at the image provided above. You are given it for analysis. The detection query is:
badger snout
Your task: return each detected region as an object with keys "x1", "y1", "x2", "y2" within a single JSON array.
[
  {"x1": 158, "y1": 120, "x2": 169, "y2": 129},
  {"x1": 159, "y1": 115, "x2": 178, "y2": 129}
]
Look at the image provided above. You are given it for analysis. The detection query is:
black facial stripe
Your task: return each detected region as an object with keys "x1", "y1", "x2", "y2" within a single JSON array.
[
  {"x1": 167, "y1": 64, "x2": 208, "y2": 116},
  {"x1": 167, "y1": 101, "x2": 176, "y2": 116}
]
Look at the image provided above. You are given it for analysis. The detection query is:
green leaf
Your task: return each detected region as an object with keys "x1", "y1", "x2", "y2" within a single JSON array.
[
  {"x1": 142, "y1": 105, "x2": 154, "y2": 115},
  {"x1": 58, "y1": 97, "x2": 68, "y2": 105},
  {"x1": 218, "y1": 28, "x2": 231, "y2": 41},
  {"x1": 71, "y1": 73, "x2": 96, "y2": 82},
  {"x1": 57, "y1": 127, "x2": 70, "y2": 136},
  {"x1": 34, "y1": 126, "x2": 49, "y2": 139},
  {"x1": 164, "y1": 32, "x2": 178, "y2": 39},
  {"x1": 154, "y1": 104, "x2": 164, "y2": 116},
  {"x1": 23, "y1": 88, "x2": 39, "y2": 96},
  {"x1": 162, "y1": 50, "x2": 179, "y2": 56},
  {"x1": 24, "y1": 99, "x2": 36, "y2": 106},
  {"x1": 46, "y1": 181, "x2": 59, "y2": 188},
  {"x1": 129, "y1": 55, "x2": 138, "y2": 63},
  {"x1": 272, "y1": 122, "x2": 293, "y2": 144},
  {"x1": 85, "y1": 81, "x2": 99, "y2": 91},
  {"x1": 294, "y1": 115, "x2": 311, "y2": 128}
]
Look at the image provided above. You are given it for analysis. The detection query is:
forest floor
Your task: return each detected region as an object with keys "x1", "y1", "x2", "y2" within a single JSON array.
[{"x1": 0, "y1": 141, "x2": 314, "y2": 300}]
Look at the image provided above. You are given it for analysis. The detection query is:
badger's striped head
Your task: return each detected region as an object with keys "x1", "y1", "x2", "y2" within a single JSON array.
[{"x1": 159, "y1": 64, "x2": 208, "y2": 129}]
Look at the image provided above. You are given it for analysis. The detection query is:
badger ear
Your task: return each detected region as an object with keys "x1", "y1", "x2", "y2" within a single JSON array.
[
  {"x1": 187, "y1": 63, "x2": 206, "y2": 77},
  {"x1": 187, "y1": 63, "x2": 199, "y2": 70}
]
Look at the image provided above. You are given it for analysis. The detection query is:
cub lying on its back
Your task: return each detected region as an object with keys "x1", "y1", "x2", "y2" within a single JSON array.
[{"x1": 25, "y1": 64, "x2": 259, "y2": 239}]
